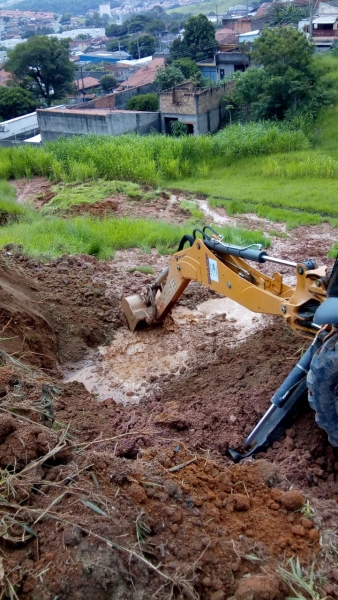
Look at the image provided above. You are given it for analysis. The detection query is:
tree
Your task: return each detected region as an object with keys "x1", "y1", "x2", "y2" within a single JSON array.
[
  {"x1": 251, "y1": 27, "x2": 313, "y2": 78},
  {"x1": 169, "y1": 38, "x2": 189, "y2": 61},
  {"x1": 6, "y1": 36, "x2": 76, "y2": 106},
  {"x1": 171, "y1": 58, "x2": 199, "y2": 79},
  {"x1": 171, "y1": 120, "x2": 188, "y2": 136},
  {"x1": 269, "y1": 3, "x2": 309, "y2": 26},
  {"x1": 183, "y1": 14, "x2": 217, "y2": 61},
  {"x1": 0, "y1": 87, "x2": 36, "y2": 120},
  {"x1": 23, "y1": 27, "x2": 54, "y2": 38},
  {"x1": 233, "y1": 28, "x2": 318, "y2": 120},
  {"x1": 85, "y1": 13, "x2": 107, "y2": 27},
  {"x1": 126, "y1": 93, "x2": 159, "y2": 111},
  {"x1": 171, "y1": 58, "x2": 205, "y2": 87},
  {"x1": 145, "y1": 19, "x2": 166, "y2": 35},
  {"x1": 60, "y1": 13, "x2": 72, "y2": 24},
  {"x1": 100, "y1": 74, "x2": 117, "y2": 92},
  {"x1": 154, "y1": 65, "x2": 185, "y2": 90},
  {"x1": 106, "y1": 35, "x2": 130, "y2": 52},
  {"x1": 105, "y1": 23, "x2": 128, "y2": 37},
  {"x1": 128, "y1": 34, "x2": 156, "y2": 59}
]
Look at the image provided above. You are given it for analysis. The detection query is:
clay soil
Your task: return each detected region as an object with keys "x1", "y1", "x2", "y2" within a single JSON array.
[{"x1": 1, "y1": 181, "x2": 338, "y2": 600}]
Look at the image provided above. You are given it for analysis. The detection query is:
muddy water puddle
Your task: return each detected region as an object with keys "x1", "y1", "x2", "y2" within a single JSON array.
[{"x1": 63, "y1": 298, "x2": 269, "y2": 403}]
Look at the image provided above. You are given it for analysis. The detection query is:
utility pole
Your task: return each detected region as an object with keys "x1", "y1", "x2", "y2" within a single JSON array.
[
  {"x1": 136, "y1": 37, "x2": 144, "y2": 59},
  {"x1": 308, "y1": 0, "x2": 316, "y2": 39},
  {"x1": 118, "y1": 39, "x2": 121, "y2": 57}
]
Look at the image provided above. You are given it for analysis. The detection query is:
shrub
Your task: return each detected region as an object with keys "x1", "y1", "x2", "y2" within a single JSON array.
[{"x1": 126, "y1": 93, "x2": 159, "y2": 111}]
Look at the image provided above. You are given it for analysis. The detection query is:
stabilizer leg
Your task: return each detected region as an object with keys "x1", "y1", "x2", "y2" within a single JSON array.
[{"x1": 228, "y1": 334, "x2": 324, "y2": 462}]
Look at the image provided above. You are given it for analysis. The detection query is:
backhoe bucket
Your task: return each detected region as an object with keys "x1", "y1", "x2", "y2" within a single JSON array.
[{"x1": 122, "y1": 294, "x2": 154, "y2": 332}]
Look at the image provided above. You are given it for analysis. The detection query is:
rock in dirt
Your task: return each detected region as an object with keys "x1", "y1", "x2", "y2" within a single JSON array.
[
  {"x1": 280, "y1": 490, "x2": 305, "y2": 511},
  {"x1": 235, "y1": 575, "x2": 281, "y2": 600},
  {"x1": 0, "y1": 414, "x2": 16, "y2": 443},
  {"x1": 231, "y1": 493, "x2": 250, "y2": 511}
]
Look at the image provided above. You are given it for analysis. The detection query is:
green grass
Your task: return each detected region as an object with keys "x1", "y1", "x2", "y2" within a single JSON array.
[
  {"x1": 127, "y1": 266, "x2": 155, "y2": 274},
  {"x1": 167, "y1": 0, "x2": 233, "y2": 16},
  {"x1": 0, "y1": 180, "x2": 29, "y2": 222},
  {"x1": 167, "y1": 150, "x2": 338, "y2": 228},
  {"x1": 0, "y1": 124, "x2": 309, "y2": 186},
  {"x1": 42, "y1": 180, "x2": 142, "y2": 211},
  {"x1": 181, "y1": 199, "x2": 205, "y2": 223},
  {"x1": 0, "y1": 215, "x2": 269, "y2": 260}
]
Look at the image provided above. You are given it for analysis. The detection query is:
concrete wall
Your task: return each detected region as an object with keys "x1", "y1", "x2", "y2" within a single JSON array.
[
  {"x1": 160, "y1": 104, "x2": 225, "y2": 136},
  {"x1": 37, "y1": 109, "x2": 160, "y2": 142}
]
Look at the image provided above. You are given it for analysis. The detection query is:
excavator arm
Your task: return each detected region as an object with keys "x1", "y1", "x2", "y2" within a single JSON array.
[
  {"x1": 122, "y1": 227, "x2": 327, "y2": 338},
  {"x1": 121, "y1": 226, "x2": 337, "y2": 459}
]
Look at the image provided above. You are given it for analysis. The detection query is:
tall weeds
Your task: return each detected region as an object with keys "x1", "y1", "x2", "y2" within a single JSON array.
[
  {"x1": 0, "y1": 215, "x2": 269, "y2": 259},
  {"x1": 0, "y1": 123, "x2": 309, "y2": 185}
]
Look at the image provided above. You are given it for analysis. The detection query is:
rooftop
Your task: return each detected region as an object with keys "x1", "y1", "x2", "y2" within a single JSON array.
[
  {"x1": 119, "y1": 57, "x2": 165, "y2": 89},
  {"x1": 76, "y1": 76, "x2": 100, "y2": 90},
  {"x1": 38, "y1": 107, "x2": 156, "y2": 116},
  {"x1": 81, "y1": 51, "x2": 131, "y2": 59},
  {"x1": 216, "y1": 27, "x2": 240, "y2": 45}
]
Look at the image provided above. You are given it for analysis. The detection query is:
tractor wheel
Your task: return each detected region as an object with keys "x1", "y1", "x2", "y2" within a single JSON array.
[{"x1": 307, "y1": 332, "x2": 338, "y2": 446}]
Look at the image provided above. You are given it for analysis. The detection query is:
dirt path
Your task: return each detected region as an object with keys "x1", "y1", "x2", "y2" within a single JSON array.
[{"x1": 0, "y1": 181, "x2": 338, "y2": 599}]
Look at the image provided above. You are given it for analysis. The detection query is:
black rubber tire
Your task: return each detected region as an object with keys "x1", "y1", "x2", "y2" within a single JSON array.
[{"x1": 307, "y1": 331, "x2": 338, "y2": 446}]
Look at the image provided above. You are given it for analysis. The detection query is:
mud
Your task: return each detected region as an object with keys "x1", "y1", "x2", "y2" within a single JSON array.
[{"x1": 1, "y1": 180, "x2": 338, "y2": 599}]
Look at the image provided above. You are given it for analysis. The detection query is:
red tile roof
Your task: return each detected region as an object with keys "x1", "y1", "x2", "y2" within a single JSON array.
[
  {"x1": 254, "y1": 2, "x2": 272, "y2": 17},
  {"x1": 77, "y1": 77, "x2": 100, "y2": 90},
  {"x1": 0, "y1": 69, "x2": 11, "y2": 87},
  {"x1": 119, "y1": 57, "x2": 165, "y2": 89},
  {"x1": 216, "y1": 27, "x2": 240, "y2": 45}
]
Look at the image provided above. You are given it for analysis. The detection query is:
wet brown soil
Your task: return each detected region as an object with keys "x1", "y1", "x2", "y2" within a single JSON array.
[{"x1": 1, "y1": 181, "x2": 338, "y2": 599}]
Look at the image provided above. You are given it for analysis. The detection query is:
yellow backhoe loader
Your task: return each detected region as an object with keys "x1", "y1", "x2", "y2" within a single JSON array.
[{"x1": 122, "y1": 226, "x2": 338, "y2": 460}]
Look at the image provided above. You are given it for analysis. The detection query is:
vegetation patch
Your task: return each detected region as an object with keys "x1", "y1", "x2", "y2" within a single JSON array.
[
  {"x1": 127, "y1": 265, "x2": 155, "y2": 274},
  {"x1": 0, "y1": 123, "x2": 309, "y2": 186},
  {"x1": 42, "y1": 180, "x2": 143, "y2": 211},
  {"x1": 0, "y1": 215, "x2": 269, "y2": 260},
  {"x1": 180, "y1": 199, "x2": 204, "y2": 223},
  {"x1": 0, "y1": 181, "x2": 28, "y2": 224}
]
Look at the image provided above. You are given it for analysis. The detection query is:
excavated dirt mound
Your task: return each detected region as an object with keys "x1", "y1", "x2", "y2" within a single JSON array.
[
  {"x1": 1, "y1": 184, "x2": 338, "y2": 599},
  {"x1": 0, "y1": 365, "x2": 329, "y2": 600}
]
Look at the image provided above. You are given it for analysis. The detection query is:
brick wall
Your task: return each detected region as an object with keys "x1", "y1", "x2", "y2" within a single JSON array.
[
  {"x1": 159, "y1": 80, "x2": 235, "y2": 116},
  {"x1": 68, "y1": 82, "x2": 157, "y2": 111}
]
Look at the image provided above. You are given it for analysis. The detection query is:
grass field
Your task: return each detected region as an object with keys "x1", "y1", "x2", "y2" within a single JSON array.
[
  {"x1": 0, "y1": 214, "x2": 268, "y2": 259},
  {"x1": 0, "y1": 123, "x2": 309, "y2": 185},
  {"x1": 0, "y1": 180, "x2": 29, "y2": 221},
  {"x1": 166, "y1": 151, "x2": 338, "y2": 228},
  {"x1": 166, "y1": 0, "x2": 233, "y2": 16},
  {"x1": 0, "y1": 98, "x2": 338, "y2": 255}
]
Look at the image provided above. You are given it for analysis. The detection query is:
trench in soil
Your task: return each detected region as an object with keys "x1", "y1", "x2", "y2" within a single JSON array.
[{"x1": 1, "y1": 181, "x2": 338, "y2": 600}]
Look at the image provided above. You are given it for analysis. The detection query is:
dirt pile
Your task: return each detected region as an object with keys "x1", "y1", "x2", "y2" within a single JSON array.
[
  {"x1": 0, "y1": 364, "x2": 328, "y2": 600},
  {"x1": 1, "y1": 250, "x2": 125, "y2": 367},
  {"x1": 1, "y1": 185, "x2": 338, "y2": 598}
]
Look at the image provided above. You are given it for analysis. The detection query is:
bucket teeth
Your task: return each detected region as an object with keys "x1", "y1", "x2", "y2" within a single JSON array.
[{"x1": 121, "y1": 295, "x2": 155, "y2": 332}]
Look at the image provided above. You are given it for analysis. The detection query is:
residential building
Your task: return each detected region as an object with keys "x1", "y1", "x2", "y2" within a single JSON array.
[
  {"x1": 79, "y1": 50, "x2": 131, "y2": 64},
  {"x1": 118, "y1": 57, "x2": 164, "y2": 89},
  {"x1": 299, "y1": 3, "x2": 338, "y2": 50},
  {"x1": 159, "y1": 80, "x2": 234, "y2": 136},
  {"x1": 99, "y1": 4, "x2": 111, "y2": 17}
]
